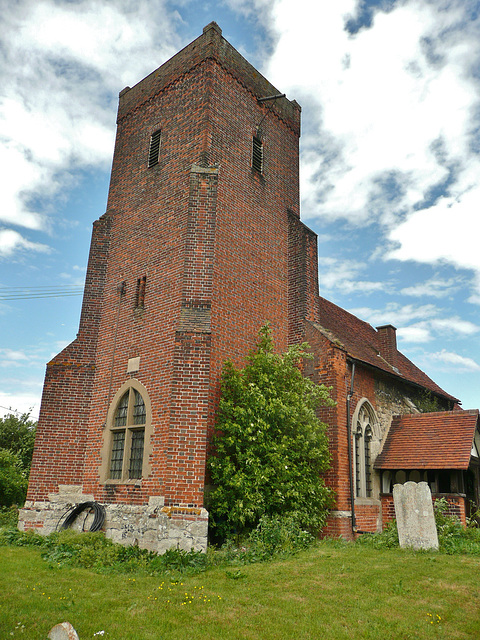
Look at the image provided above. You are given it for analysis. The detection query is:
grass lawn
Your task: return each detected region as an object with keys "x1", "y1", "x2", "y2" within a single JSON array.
[{"x1": 1, "y1": 542, "x2": 480, "y2": 640}]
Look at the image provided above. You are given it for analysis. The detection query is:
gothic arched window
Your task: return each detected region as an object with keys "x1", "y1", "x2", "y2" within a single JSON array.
[
  {"x1": 353, "y1": 401, "x2": 377, "y2": 499},
  {"x1": 101, "y1": 380, "x2": 152, "y2": 483}
]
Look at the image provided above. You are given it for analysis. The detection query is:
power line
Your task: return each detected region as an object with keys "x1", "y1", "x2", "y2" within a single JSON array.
[{"x1": 0, "y1": 285, "x2": 84, "y2": 301}]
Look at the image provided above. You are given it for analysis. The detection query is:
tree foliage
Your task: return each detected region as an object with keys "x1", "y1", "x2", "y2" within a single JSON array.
[
  {"x1": 0, "y1": 412, "x2": 36, "y2": 507},
  {"x1": 208, "y1": 325, "x2": 334, "y2": 539}
]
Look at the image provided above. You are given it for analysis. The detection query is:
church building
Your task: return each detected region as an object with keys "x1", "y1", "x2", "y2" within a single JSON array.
[{"x1": 19, "y1": 23, "x2": 480, "y2": 550}]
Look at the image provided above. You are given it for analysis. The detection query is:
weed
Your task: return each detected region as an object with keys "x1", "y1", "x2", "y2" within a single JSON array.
[
  {"x1": 0, "y1": 505, "x2": 19, "y2": 527},
  {"x1": 356, "y1": 521, "x2": 399, "y2": 549}
]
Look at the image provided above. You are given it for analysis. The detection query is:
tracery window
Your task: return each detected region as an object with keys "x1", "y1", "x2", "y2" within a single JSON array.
[
  {"x1": 103, "y1": 380, "x2": 151, "y2": 482},
  {"x1": 353, "y1": 401, "x2": 377, "y2": 498}
]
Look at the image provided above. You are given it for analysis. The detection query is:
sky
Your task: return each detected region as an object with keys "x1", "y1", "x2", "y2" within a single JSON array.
[{"x1": 1, "y1": 0, "x2": 479, "y2": 419}]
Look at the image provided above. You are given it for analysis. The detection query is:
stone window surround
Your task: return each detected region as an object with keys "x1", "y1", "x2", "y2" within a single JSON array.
[
  {"x1": 352, "y1": 398, "x2": 380, "y2": 500},
  {"x1": 99, "y1": 378, "x2": 153, "y2": 484}
]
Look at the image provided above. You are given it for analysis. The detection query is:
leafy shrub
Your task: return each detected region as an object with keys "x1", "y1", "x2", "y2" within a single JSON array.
[
  {"x1": 433, "y1": 497, "x2": 480, "y2": 555},
  {"x1": 208, "y1": 324, "x2": 334, "y2": 541},
  {"x1": 160, "y1": 547, "x2": 208, "y2": 573},
  {"x1": 215, "y1": 515, "x2": 316, "y2": 565},
  {"x1": 0, "y1": 527, "x2": 210, "y2": 575},
  {"x1": 0, "y1": 526, "x2": 47, "y2": 548},
  {"x1": 0, "y1": 412, "x2": 36, "y2": 472},
  {"x1": 356, "y1": 521, "x2": 399, "y2": 549},
  {"x1": 0, "y1": 412, "x2": 36, "y2": 508},
  {"x1": 0, "y1": 505, "x2": 19, "y2": 527},
  {"x1": 248, "y1": 514, "x2": 315, "y2": 557},
  {"x1": 0, "y1": 449, "x2": 28, "y2": 507}
]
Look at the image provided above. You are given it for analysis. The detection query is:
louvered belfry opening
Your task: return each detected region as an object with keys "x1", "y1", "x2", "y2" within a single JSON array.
[
  {"x1": 252, "y1": 134, "x2": 263, "y2": 173},
  {"x1": 135, "y1": 275, "x2": 147, "y2": 308},
  {"x1": 148, "y1": 130, "x2": 161, "y2": 167}
]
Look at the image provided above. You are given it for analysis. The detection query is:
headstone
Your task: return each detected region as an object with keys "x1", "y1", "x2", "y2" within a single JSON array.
[
  {"x1": 393, "y1": 481, "x2": 438, "y2": 550},
  {"x1": 47, "y1": 621, "x2": 80, "y2": 640}
]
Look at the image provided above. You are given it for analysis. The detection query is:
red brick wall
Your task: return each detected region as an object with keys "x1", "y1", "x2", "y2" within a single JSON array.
[
  {"x1": 27, "y1": 213, "x2": 111, "y2": 500},
  {"x1": 380, "y1": 494, "x2": 396, "y2": 529},
  {"x1": 381, "y1": 493, "x2": 467, "y2": 528}
]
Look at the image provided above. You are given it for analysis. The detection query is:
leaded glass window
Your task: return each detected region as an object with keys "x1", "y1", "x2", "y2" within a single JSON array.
[
  {"x1": 110, "y1": 430, "x2": 126, "y2": 479},
  {"x1": 108, "y1": 386, "x2": 147, "y2": 481},
  {"x1": 114, "y1": 392, "x2": 129, "y2": 427},
  {"x1": 355, "y1": 424, "x2": 362, "y2": 498},
  {"x1": 353, "y1": 402, "x2": 377, "y2": 499},
  {"x1": 364, "y1": 425, "x2": 373, "y2": 498},
  {"x1": 129, "y1": 430, "x2": 145, "y2": 479}
]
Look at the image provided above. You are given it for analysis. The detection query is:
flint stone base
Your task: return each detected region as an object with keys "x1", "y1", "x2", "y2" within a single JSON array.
[
  {"x1": 18, "y1": 485, "x2": 208, "y2": 553},
  {"x1": 393, "y1": 481, "x2": 438, "y2": 551}
]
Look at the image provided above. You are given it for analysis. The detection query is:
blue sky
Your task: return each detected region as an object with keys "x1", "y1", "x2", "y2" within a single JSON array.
[{"x1": 1, "y1": 0, "x2": 479, "y2": 418}]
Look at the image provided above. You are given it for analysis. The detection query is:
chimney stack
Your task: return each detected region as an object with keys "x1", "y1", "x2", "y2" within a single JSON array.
[{"x1": 376, "y1": 324, "x2": 397, "y2": 368}]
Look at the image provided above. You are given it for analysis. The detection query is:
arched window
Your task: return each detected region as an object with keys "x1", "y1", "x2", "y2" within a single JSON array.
[
  {"x1": 101, "y1": 380, "x2": 152, "y2": 482},
  {"x1": 353, "y1": 401, "x2": 378, "y2": 499}
]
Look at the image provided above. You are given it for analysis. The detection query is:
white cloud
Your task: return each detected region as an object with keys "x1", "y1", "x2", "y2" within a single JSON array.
[
  {"x1": 387, "y1": 186, "x2": 480, "y2": 276},
  {"x1": 0, "y1": 0, "x2": 181, "y2": 242},
  {"x1": 0, "y1": 349, "x2": 30, "y2": 364},
  {"x1": 318, "y1": 257, "x2": 385, "y2": 294},
  {"x1": 350, "y1": 302, "x2": 479, "y2": 343},
  {"x1": 397, "y1": 325, "x2": 432, "y2": 343},
  {"x1": 0, "y1": 229, "x2": 51, "y2": 258},
  {"x1": 400, "y1": 276, "x2": 462, "y2": 299},
  {"x1": 429, "y1": 349, "x2": 480, "y2": 372},
  {"x1": 349, "y1": 302, "x2": 438, "y2": 328},
  {"x1": 429, "y1": 317, "x2": 479, "y2": 337},
  {"x1": 259, "y1": 0, "x2": 480, "y2": 282},
  {"x1": 0, "y1": 391, "x2": 41, "y2": 420}
]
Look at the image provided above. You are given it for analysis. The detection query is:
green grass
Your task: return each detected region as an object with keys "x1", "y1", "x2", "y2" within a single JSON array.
[{"x1": 2, "y1": 541, "x2": 480, "y2": 639}]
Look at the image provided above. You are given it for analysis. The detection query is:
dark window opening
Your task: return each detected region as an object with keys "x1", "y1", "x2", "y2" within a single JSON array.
[
  {"x1": 355, "y1": 424, "x2": 362, "y2": 498},
  {"x1": 438, "y1": 470, "x2": 451, "y2": 493},
  {"x1": 135, "y1": 276, "x2": 147, "y2": 308},
  {"x1": 252, "y1": 135, "x2": 263, "y2": 173},
  {"x1": 148, "y1": 130, "x2": 161, "y2": 168},
  {"x1": 364, "y1": 426, "x2": 372, "y2": 497}
]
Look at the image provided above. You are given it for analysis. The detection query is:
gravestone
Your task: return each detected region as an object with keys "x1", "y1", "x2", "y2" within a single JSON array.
[
  {"x1": 393, "y1": 481, "x2": 438, "y2": 550},
  {"x1": 47, "y1": 621, "x2": 80, "y2": 640}
]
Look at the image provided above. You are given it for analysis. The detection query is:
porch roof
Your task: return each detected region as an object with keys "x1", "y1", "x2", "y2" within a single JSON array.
[{"x1": 374, "y1": 410, "x2": 480, "y2": 470}]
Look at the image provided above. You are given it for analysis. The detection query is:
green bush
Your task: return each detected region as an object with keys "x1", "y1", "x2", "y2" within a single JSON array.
[
  {"x1": 0, "y1": 528, "x2": 210, "y2": 575},
  {"x1": 0, "y1": 412, "x2": 37, "y2": 507},
  {"x1": 0, "y1": 505, "x2": 19, "y2": 527},
  {"x1": 208, "y1": 324, "x2": 334, "y2": 541},
  {"x1": 0, "y1": 526, "x2": 47, "y2": 548},
  {"x1": 356, "y1": 521, "x2": 399, "y2": 549},
  {"x1": 434, "y1": 498, "x2": 480, "y2": 555},
  {"x1": 215, "y1": 515, "x2": 316, "y2": 565},
  {"x1": 248, "y1": 514, "x2": 315, "y2": 557},
  {"x1": 0, "y1": 449, "x2": 28, "y2": 507}
]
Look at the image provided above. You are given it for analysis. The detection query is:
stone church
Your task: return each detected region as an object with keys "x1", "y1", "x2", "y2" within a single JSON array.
[{"x1": 19, "y1": 23, "x2": 480, "y2": 550}]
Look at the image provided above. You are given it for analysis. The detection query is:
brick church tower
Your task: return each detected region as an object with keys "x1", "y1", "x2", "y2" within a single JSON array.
[{"x1": 19, "y1": 23, "x2": 322, "y2": 550}]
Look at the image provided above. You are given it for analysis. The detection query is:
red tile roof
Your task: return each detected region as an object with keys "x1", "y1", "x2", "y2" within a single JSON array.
[
  {"x1": 313, "y1": 296, "x2": 458, "y2": 402},
  {"x1": 374, "y1": 410, "x2": 479, "y2": 469}
]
